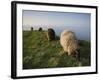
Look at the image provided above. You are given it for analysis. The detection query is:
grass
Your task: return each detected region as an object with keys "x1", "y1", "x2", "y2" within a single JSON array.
[{"x1": 23, "y1": 31, "x2": 91, "y2": 69}]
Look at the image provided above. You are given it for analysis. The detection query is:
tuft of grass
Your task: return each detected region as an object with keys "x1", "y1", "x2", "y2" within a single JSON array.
[{"x1": 23, "y1": 31, "x2": 91, "y2": 69}]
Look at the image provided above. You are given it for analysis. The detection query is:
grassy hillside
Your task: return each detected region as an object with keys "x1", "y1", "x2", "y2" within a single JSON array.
[{"x1": 23, "y1": 31, "x2": 91, "y2": 69}]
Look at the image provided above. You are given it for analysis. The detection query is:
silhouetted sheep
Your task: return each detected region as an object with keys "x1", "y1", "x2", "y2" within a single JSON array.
[
  {"x1": 38, "y1": 27, "x2": 42, "y2": 31},
  {"x1": 60, "y1": 30, "x2": 80, "y2": 61},
  {"x1": 31, "y1": 27, "x2": 33, "y2": 31},
  {"x1": 47, "y1": 28, "x2": 55, "y2": 41}
]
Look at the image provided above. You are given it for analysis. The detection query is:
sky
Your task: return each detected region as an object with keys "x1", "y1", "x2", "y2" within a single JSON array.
[
  {"x1": 22, "y1": 10, "x2": 91, "y2": 41},
  {"x1": 23, "y1": 10, "x2": 90, "y2": 27}
]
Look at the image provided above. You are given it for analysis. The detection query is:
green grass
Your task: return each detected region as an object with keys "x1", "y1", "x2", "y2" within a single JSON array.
[{"x1": 23, "y1": 31, "x2": 91, "y2": 69}]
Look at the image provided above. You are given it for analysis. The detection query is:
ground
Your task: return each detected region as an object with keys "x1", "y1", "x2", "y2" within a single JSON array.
[{"x1": 23, "y1": 31, "x2": 91, "y2": 69}]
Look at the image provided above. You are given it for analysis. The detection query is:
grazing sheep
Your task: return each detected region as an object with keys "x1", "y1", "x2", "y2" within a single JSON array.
[
  {"x1": 47, "y1": 28, "x2": 55, "y2": 41},
  {"x1": 60, "y1": 30, "x2": 80, "y2": 61},
  {"x1": 31, "y1": 27, "x2": 33, "y2": 31},
  {"x1": 38, "y1": 27, "x2": 42, "y2": 31}
]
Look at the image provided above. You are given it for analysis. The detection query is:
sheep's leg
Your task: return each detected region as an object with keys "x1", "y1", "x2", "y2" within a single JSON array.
[
  {"x1": 75, "y1": 49, "x2": 82, "y2": 66},
  {"x1": 66, "y1": 47, "x2": 71, "y2": 55},
  {"x1": 75, "y1": 49, "x2": 80, "y2": 61},
  {"x1": 68, "y1": 51, "x2": 71, "y2": 55}
]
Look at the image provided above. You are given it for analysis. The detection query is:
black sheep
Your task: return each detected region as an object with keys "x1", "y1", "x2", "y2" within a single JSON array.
[
  {"x1": 31, "y1": 27, "x2": 33, "y2": 31},
  {"x1": 38, "y1": 27, "x2": 42, "y2": 31},
  {"x1": 47, "y1": 28, "x2": 55, "y2": 41}
]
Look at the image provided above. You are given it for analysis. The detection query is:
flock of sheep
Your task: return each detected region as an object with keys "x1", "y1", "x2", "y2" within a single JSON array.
[
  {"x1": 46, "y1": 28, "x2": 80, "y2": 61},
  {"x1": 32, "y1": 27, "x2": 81, "y2": 62}
]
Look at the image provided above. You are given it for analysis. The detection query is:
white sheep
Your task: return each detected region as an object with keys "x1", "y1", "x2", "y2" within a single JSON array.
[{"x1": 60, "y1": 30, "x2": 80, "y2": 60}]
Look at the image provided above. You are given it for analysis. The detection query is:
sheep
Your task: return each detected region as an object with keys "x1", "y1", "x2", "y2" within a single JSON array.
[
  {"x1": 60, "y1": 30, "x2": 80, "y2": 61},
  {"x1": 47, "y1": 28, "x2": 55, "y2": 41},
  {"x1": 38, "y1": 27, "x2": 42, "y2": 31},
  {"x1": 31, "y1": 27, "x2": 33, "y2": 31}
]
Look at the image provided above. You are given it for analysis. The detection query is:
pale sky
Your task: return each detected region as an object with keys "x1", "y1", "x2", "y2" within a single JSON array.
[{"x1": 23, "y1": 10, "x2": 90, "y2": 27}]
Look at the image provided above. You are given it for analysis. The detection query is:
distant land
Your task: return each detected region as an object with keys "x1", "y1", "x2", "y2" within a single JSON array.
[{"x1": 23, "y1": 25, "x2": 90, "y2": 41}]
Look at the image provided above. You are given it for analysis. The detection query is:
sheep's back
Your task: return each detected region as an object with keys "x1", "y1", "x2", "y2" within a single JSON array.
[{"x1": 60, "y1": 30, "x2": 78, "y2": 52}]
